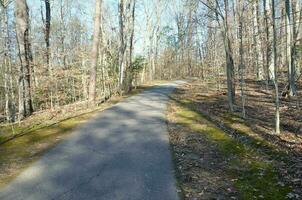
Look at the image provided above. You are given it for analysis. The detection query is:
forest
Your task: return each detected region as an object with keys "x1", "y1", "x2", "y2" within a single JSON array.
[{"x1": 0, "y1": 0, "x2": 302, "y2": 199}]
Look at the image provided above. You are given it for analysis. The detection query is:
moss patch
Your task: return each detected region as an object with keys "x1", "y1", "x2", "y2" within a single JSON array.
[
  {"x1": 0, "y1": 109, "x2": 101, "y2": 188},
  {"x1": 170, "y1": 99, "x2": 291, "y2": 199}
]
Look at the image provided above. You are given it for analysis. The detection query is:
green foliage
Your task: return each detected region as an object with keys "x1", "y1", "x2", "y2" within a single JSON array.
[{"x1": 131, "y1": 56, "x2": 145, "y2": 74}]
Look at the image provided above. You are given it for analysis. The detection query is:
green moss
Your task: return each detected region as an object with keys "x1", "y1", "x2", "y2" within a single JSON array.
[
  {"x1": 0, "y1": 110, "x2": 98, "y2": 187},
  {"x1": 172, "y1": 101, "x2": 291, "y2": 199},
  {"x1": 235, "y1": 164, "x2": 290, "y2": 200}
]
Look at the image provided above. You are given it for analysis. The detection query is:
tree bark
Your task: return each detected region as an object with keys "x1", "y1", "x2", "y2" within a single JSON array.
[
  {"x1": 118, "y1": 0, "x2": 126, "y2": 90},
  {"x1": 43, "y1": 0, "x2": 51, "y2": 69},
  {"x1": 271, "y1": 0, "x2": 280, "y2": 134},
  {"x1": 88, "y1": 0, "x2": 102, "y2": 102},
  {"x1": 224, "y1": 0, "x2": 235, "y2": 112},
  {"x1": 1, "y1": 4, "x2": 15, "y2": 122},
  {"x1": 126, "y1": 0, "x2": 136, "y2": 92},
  {"x1": 285, "y1": 0, "x2": 296, "y2": 96},
  {"x1": 253, "y1": 0, "x2": 264, "y2": 80},
  {"x1": 263, "y1": 0, "x2": 274, "y2": 84},
  {"x1": 15, "y1": 0, "x2": 34, "y2": 119},
  {"x1": 237, "y1": 0, "x2": 246, "y2": 118}
]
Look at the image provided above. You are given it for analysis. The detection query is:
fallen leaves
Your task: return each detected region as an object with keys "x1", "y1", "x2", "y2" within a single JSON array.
[{"x1": 167, "y1": 81, "x2": 302, "y2": 199}]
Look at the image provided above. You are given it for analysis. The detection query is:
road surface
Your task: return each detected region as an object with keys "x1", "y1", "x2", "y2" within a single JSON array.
[{"x1": 0, "y1": 81, "x2": 184, "y2": 200}]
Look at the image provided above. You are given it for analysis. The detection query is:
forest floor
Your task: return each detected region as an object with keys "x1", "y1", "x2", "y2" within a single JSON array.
[
  {"x1": 167, "y1": 79, "x2": 302, "y2": 199},
  {"x1": 0, "y1": 81, "x2": 166, "y2": 188}
]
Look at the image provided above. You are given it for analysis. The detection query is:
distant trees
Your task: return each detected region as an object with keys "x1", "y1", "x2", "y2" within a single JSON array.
[
  {"x1": 0, "y1": 0, "x2": 143, "y2": 123},
  {"x1": 0, "y1": 0, "x2": 141, "y2": 122},
  {"x1": 154, "y1": 0, "x2": 302, "y2": 133},
  {"x1": 0, "y1": 0, "x2": 301, "y2": 135},
  {"x1": 194, "y1": 0, "x2": 302, "y2": 133}
]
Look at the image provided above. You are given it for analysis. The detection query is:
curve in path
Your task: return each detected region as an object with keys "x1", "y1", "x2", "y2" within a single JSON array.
[{"x1": 0, "y1": 81, "x2": 185, "y2": 200}]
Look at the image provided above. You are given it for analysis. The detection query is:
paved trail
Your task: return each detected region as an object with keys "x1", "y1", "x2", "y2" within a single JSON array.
[{"x1": 0, "y1": 82, "x2": 184, "y2": 200}]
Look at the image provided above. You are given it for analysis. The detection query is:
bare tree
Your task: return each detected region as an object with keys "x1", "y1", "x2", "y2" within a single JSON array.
[
  {"x1": 200, "y1": 0, "x2": 235, "y2": 111},
  {"x1": 15, "y1": 0, "x2": 34, "y2": 119},
  {"x1": 263, "y1": 0, "x2": 274, "y2": 85},
  {"x1": 253, "y1": 0, "x2": 264, "y2": 80},
  {"x1": 118, "y1": 0, "x2": 126, "y2": 90},
  {"x1": 271, "y1": 0, "x2": 280, "y2": 134},
  {"x1": 126, "y1": 0, "x2": 136, "y2": 92},
  {"x1": 237, "y1": 0, "x2": 246, "y2": 118},
  {"x1": 1, "y1": 0, "x2": 15, "y2": 121},
  {"x1": 42, "y1": 0, "x2": 51, "y2": 69},
  {"x1": 285, "y1": 0, "x2": 296, "y2": 96},
  {"x1": 118, "y1": 0, "x2": 135, "y2": 91},
  {"x1": 88, "y1": 0, "x2": 102, "y2": 102}
]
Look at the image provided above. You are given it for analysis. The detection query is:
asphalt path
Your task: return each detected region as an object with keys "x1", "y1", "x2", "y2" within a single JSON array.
[{"x1": 0, "y1": 81, "x2": 184, "y2": 200}]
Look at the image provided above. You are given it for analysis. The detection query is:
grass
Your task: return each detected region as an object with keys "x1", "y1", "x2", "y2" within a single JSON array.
[{"x1": 171, "y1": 99, "x2": 291, "y2": 199}]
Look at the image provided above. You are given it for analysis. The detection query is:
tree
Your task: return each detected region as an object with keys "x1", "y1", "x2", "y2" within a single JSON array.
[
  {"x1": 271, "y1": 0, "x2": 280, "y2": 134},
  {"x1": 41, "y1": 0, "x2": 54, "y2": 108},
  {"x1": 88, "y1": 0, "x2": 102, "y2": 102},
  {"x1": 15, "y1": 0, "x2": 33, "y2": 119},
  {"x1": 237, "y1": 0, "x2": 246, "y2": 118},
  {"x1": 263, "y1": 0, "x2": 275, "y2": 82},
  {"x1": 1, "y1": 0, "x2": 15, "y2": 122},
  {"x1": 126, "y1": 0, "x2": 136, "y2": 92},
  {"x1": 118, "y1": 0, "x2": 135, "y2": 92},
  {"x1": 285, "y1": 0, "x2": 296, "y2": 96},
  {"x1": 200, "y1": 0, "x2": 235, "y2": 111},
  {"x1": 118, "y1": 0, "x2": 126, "y2": 90},
  {"x1": 185, "y1": 0, "x2": 197, "y2": 76},
  {"x1": 42, "y1": 0, "x2": 51, "y2": 69},
  {"x1": 224, "y1": 0, "x2": 236, "y2": 112},
  {"x1": 253, "y1": 0, "x2": 264, "y2": 80}
]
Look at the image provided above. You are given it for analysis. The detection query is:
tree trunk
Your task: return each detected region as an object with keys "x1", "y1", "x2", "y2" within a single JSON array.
[
  {"x1": 44, "y1": 0, "x2": 51, "y2": 69},
  {"x1": 253, "y1": 0, "x2": 264, "y2": 80},
  {"x1": 15, "y1": 0, "x2": 34, "y2": 119},
  {"x1": 151, "y1": 0, "x2": 162, "y2": 80},
  {"x1": 187, "y1": 1, "x2": 194, "y2": 76},
  {"x1": 290, "y1": 0, "x2": 298, "y2": 96},
  {"x1": 88, "y1": 0, "x2": 102, "y2": 102},
  {"x1": 223, "y1": 0, "x2": 235, "y2": 112},
  {"x1": 237, "y1": 0, "x2": 246, "y2": 118},
  {"x1": 118, "y1": 0, "x2": 126, "y2": 90},
  {"x1": 42, "y1": 0, "x2": 54, "y2": 109},
  {"x1": 1, "y1": 4, "x2": 15, "y2": 122},
  {"x1": 285, "y1": 0, "x2": 296, "y2": 96},
  {"x1": 263, "y1": 0, "x2": 274, "y2": 84},
  {"x1": 127, "y1": 0, "x2": 136, "y2": 92},
  {"x1": 271, "y1": 0, "x2": 280, "y2": 134}
]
